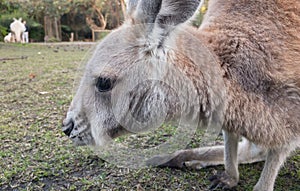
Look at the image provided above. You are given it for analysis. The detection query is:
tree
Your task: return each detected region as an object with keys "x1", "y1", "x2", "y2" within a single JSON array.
[
  {"x1": 63, "y1": 0, "x2": 125, "y2": 40},
  {"x1": 20, "y1": 0, "x2": 71, "y2": 41},
  {"x1": 79, "y1": 0, "x2": 125, "y2": 31}
]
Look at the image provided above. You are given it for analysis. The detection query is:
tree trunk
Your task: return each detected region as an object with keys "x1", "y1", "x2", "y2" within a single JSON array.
[
  {"x1": 85, "y1": 2, "x2": 108, "y2": 31},
  {"x1": 85, "y1": 15, "x2": 107, "y2": 30},
  {"x1": 120, "y1": 0, "x2": 127, "y2": 19},
  {"x1": 44, "y1": 16, "x2": 62, "y2": 41},
  {"x1": 54, "y1": 17, "x2": 59, "y2": 41}
]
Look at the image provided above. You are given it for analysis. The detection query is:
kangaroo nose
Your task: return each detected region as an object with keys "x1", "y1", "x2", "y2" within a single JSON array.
[{"x1": 62, "y1": 119, "x2": 74, "y2": 137}]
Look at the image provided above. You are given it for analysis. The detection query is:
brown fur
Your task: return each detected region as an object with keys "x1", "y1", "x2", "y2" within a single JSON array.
[
  {"x1": 147, "y1": 1, "x2": 300, "y2": 189},
  {"x1": 196, "y1": 0, "x2": 300, "y2": 147}
]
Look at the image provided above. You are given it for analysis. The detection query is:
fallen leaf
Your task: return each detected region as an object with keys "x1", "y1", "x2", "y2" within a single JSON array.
[{"x1": 29, "y1": 73, "x2": 36, "y2": 79}]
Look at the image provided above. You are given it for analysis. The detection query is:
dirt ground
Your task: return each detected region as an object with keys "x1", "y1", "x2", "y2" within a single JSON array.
[{"x1": 0, "y1": 43, "x2": 299, "y2": 191}]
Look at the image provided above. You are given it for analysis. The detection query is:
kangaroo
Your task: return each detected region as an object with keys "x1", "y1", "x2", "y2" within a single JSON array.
[
  {"x1": 10, "y1": 18, "x2": 26, "y2": 43},
  {"x1": 62, "y1": 0, "x2": 300, "y2": 190}
]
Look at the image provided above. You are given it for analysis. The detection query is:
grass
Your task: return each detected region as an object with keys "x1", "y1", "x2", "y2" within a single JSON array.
[{"x1": 0, "y1": 43, "x2": 299, "y2": 191}]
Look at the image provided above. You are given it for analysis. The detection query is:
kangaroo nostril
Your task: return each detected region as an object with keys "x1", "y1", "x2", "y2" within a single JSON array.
[{"x1": 62, "y1": 120, "x2": 74, "y2": 137}]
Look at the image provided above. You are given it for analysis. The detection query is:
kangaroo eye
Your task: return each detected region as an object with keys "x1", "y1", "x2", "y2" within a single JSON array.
[{"x1": 96, "y1": 77, "x2": 114, "y2": 92}]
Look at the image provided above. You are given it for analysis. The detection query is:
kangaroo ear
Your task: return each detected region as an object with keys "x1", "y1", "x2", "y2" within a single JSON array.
[
  {"x1": 152, "y1": 0, "x2": 202, "y2": 46},
  {"x1": 127, "y1": 0, "x2": 162, "y2": 24},
  {"x1": 127, "y1": 0, "x2": 202, "y2": 45},
  {"x1": 126, "y1": 0, "x2": 139, "y2": 17},
  {"x1": 127, "y1": 0, "x2": 201, "y2": 25},
  {"x1": 155, "y1": 0, "x2": 202, "y2": 28}
]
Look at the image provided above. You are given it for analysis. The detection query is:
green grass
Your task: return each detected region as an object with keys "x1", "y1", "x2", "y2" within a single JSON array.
[{"x1": 0, "y1": 43, "x2": 299, "y2": 191}]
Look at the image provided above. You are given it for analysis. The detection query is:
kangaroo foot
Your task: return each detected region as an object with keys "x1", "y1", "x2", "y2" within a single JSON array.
[{"x1": 209, "y1": 171, "x2": 238, "y2": 190}]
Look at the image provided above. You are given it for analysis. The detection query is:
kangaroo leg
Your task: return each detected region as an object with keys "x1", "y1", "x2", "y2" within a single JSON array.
[
  {"x1": 185, "y1": 137, "x2": 267, "y2": 169},
  {"x1": 209, "y1": 131, "x2": 240, "y2": 189},
  {"x1": 253, "y1": 146, "x2": 293, "y2": 191},
  {"x1": 146, "y1": 144, "x2": 225, "y2": 168},
  {"x1": 147, "y1": 136, "x2": 267, "y2": 169}
]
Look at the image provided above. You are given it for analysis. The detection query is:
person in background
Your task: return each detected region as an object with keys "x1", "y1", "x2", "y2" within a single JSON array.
[{"x1": 22, "y1": 20, "x2": 29, "y2": 43}]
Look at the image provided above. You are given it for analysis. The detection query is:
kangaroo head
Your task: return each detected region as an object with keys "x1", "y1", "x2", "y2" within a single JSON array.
[{"x1": 62, "y1": 0, "x2": 225, "y2": 147}]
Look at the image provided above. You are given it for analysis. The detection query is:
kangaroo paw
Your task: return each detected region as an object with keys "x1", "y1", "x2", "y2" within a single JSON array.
[{"x1": 209, "y1": 171, "x2": 238, "y2": 190}]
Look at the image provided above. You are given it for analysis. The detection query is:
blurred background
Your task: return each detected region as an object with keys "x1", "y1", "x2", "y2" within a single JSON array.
[{"x1": 0, "y1": 0, "x2": 209, "y2": 42}]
